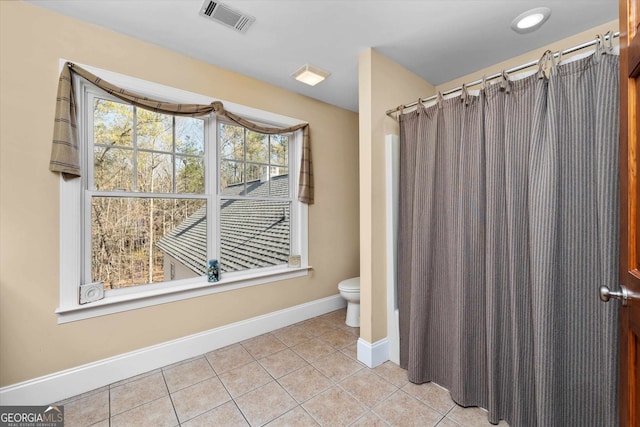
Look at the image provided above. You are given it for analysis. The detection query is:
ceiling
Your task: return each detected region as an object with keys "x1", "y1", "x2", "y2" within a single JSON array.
[{"x1": 26, "y1": 0, "x2": 618, "y2": 112}]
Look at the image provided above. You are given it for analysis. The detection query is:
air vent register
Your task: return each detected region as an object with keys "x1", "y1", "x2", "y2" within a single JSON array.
[{"x1": 199, "y1": 1, "x2": 255, "y2": 33}]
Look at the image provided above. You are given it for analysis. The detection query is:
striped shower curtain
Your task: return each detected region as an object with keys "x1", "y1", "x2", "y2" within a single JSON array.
[{"x1": 397, "y1": 52, "x2": 619, "y2": 426}]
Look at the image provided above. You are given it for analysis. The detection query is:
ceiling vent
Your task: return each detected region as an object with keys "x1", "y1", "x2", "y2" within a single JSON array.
[{"x1": 199, "y1": 1, "x2": 255, "y2": 33}]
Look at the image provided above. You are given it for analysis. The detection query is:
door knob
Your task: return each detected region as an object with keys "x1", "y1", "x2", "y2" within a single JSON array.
[{"x1": 599, "y1": 285, "x2": 640, "y2": 306}]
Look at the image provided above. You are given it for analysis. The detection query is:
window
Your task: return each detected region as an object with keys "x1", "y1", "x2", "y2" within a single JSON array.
[
  {"x1": 218, "y1": 122, "x2": 292, "y2": 273},
  {"x1": 57, "y1": 66, "x2": 308, "y2": 323},
  {"x1": 88, "y1": 96, "x2": 208, "y2": 290}
]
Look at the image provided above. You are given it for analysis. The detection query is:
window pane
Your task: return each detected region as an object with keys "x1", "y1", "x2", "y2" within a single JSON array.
[
  {"x1": 176, "y1": 156, "x2": 205, "y2": 194},
  {"x1": 219, "y1": 200, "x2": 290, "y2": 273},
  {"x1": 219, "y1": 123, "x2": 244, "y2": 161},
  {"x1": 94, "y1": 99, "x2": 134, "y2": 148},
  {"x1": 94, "y1": 147, "x2": 133, "y2": 191},
  {"x1": 270, "y1": 167, "x2": 289, "y2": 197},
  {"x1": 245, "y1": 165, "x2": 269, "y2": 197},
  {"x1": 91, "y1": 197, "x2": 206, "y2": 289},
  {"x1": 137, "y1": 110, "x2": 173, "y2": 152},
  {"x1": 176, "y1": 117, "x2": 204, "y2": 155},
  {"x1": 137, "y1": 151, "x2": 173, "y2": 193},
  {"x1": 246, "y1": 163, "x2": 262, "y2": 184},
  {"x1": 220, "y1": 160, "x2": 245, "y2": 195},
  {"x1": 270, "y1": 134, "x2": 289, "y2": 165},
  {"x1": 246, "y1": 131, "x2": 268, "y2": 163}
]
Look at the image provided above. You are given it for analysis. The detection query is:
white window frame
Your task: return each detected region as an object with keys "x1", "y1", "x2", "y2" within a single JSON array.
[
  {"x1": 56, "y1": 61, "x2": 309, "y2": 323},
  {"x1": 216, "y1": 118, "x2": 299, "y2": 278},
  {"x1": 83, "y1": 88, "x2": 215, "y2": 289}
]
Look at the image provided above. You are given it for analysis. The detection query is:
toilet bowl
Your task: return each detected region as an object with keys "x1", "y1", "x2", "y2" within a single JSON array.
[{"x1": 338, "y1": 277, "x2": 360, "y2": 327}]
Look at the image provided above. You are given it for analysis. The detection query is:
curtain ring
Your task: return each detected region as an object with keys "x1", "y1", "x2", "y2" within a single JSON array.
[
  {"x1": 594, "y1": 34, "x2": 603, "y2": 62},
  {"x1": 553, "y1": 50, "x2": 563, "y2": 67},
  {"x1": 437, "y1": 91, "x2": 444, "y2": 108},
  {"x1": 500, "y1": 70, "x2": 511, "y2": 93},
  {"x1": 537, "y1": 50, "x2": 552, "y2": 79},
  {"x1": 604, "y1": 30, "x2": 615, "y2": 53},
  {"x1": 461, "y1": 83, "x2": 472, "y2": 106},
  {"x1": 549, "y1": 50, "x2": 562, "y2": 76},
  {"x1": 481, "y1": 74, "x2": 488, "y2": 90},
  {"x1": 547, "y1": 51, "x2": 560, "y2": 76}
]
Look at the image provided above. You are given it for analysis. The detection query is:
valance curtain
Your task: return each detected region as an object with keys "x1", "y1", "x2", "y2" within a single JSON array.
[
  {"x1": 398, "y1": 52, "x2": 619, "y2": 426},
  {"x1": 49, "y1": 62, "x2": 314, "y2": 204}
]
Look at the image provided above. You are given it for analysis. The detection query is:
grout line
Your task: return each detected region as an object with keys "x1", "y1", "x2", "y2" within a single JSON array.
[
  {"x1": 231, "y1": 399, "x2": 251, "y2": 426},
  {"x1": 110, "y1": 383, "x2": 161, "y2": 417},
  {"x1": 444, "y1": 400, "x2": 458, "y2": 416},
  {"x1": 300, "y1": 400, "x2": 324, "y2": 427},
  {"x1": 165, "y1": 374, "x2": 218, "y2": 396},
  {"x1": 160, "y1": 368, "x2": 181, "y2": 426},
  {"x1": 297, "y1": 405, "x2": 321, "y2": 427},
  {"x1": 62, "y1": 309, "x2": 362, "y2": 426},
  {"x1": 108, "y1": 386, "x2": 111, "y2": 427},
  {"x1": 213, "y1": 357, "x2": 257, "y2": 400},
  {"x1": 271, "y1": 380, "x2": 301, "y2": 422},
  {"x1": 201, "y1": 351, "x2": 218, "y2": 375},
  {"x1": 348, "y1": 410, "x2": 391, "y2": 427},
  {"x1": 433, "y1": 413, "x2": 447, "y2": 426}
]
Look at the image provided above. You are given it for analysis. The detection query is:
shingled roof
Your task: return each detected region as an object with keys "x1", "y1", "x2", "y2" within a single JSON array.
[{"x1": 156, "y1": 175, "x2": 290, "y2": 275}]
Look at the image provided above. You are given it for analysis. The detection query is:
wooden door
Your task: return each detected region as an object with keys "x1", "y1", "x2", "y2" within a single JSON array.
[{"x1": 619, "y1": 0, "x2": 640, "y2": 425}]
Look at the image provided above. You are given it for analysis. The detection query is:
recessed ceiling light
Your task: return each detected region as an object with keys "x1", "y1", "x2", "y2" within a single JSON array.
[
  {"x1": 511, "y1": 7, "x2": 551, "y2": 34},
  {"x1": 291, "y1": 64, "x2": 330, "y2": 86}
]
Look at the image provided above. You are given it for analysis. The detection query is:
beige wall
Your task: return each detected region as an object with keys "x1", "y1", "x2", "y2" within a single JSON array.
[
  {"x1": 358, "y1": 49, "x2": 435, "y2": 343},
  {"x1": 0, "y1": 1, "x2": 359, "y2": 387}
]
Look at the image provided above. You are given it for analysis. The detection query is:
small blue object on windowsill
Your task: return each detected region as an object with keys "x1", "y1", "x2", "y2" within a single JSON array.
[{"x1": 207, "y1": 259, "x2": 220, "y2": 283}]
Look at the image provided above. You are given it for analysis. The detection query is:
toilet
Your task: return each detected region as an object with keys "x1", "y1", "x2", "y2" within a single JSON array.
[{"x1": 338, "y1": 277, "x2": 360, "y2": 327}]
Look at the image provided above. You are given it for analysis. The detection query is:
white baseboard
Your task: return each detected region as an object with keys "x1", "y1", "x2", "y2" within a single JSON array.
[
  {"x1": 0, "y1": 294, "x2": 346, "y2": 405},
  {"x1": 357, "y1": 337, "x2": 389, "y2": 368}
]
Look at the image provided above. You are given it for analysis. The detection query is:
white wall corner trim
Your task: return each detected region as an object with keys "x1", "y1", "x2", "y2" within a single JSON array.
[
  {"x1": 385, "y1": 134, "x2": 400, "y2": 365},
  {"x1": 0, "y1": 295, "x2": 346, "y2": 405},
  {"x1": 356, "y1": 337, "x2": 389, "y2": 368}
]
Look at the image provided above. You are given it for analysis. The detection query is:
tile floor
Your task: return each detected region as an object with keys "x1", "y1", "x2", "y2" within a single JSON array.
[{"x1": 56, "y1": 309, "x2": 508, "y2": 426}]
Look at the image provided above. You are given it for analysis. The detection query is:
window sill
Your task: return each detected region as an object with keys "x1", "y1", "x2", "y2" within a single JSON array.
[{"x1": 56, "y1": 266, "x2": 312, "y2": 324}]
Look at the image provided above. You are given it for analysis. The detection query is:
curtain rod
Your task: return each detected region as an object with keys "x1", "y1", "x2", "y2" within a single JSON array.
[{"x1": 386, "y1": 31, "x2": 620, "y2": 119}]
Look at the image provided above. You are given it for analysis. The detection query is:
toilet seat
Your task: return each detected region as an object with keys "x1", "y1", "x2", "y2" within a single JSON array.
[{"x1": 338, "y1": 277, "x2": 360, "y2": 292}]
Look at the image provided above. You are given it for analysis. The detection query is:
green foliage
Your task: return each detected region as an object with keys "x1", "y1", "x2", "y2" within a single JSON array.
[{"x1": 177, "y1": 157, "x2": 205, "y2": 193}]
